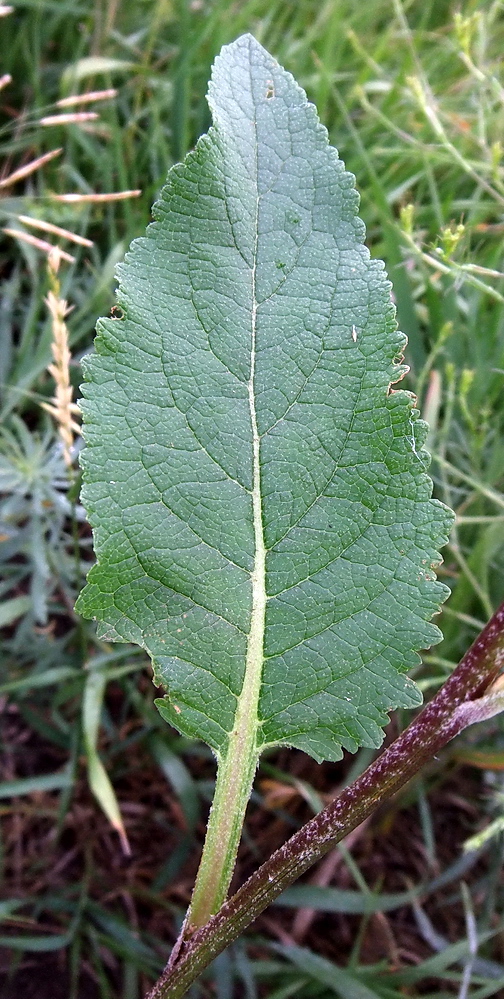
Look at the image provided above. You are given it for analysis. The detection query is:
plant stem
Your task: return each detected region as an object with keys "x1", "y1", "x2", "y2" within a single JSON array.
[{"x1": 145, "y1": 600, "x2": 504, "y2": 999}]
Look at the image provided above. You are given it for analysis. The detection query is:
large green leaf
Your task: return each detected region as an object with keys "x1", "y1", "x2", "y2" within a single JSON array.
[{"x1": 76, "y1": 34, "x2": 452, "y2": 765}]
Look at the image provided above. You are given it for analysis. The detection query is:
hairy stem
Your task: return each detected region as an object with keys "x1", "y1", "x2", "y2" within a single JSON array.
[
  {"x1": 184, "y1": 741, "x2": 258, "y2": 931},
  {"x1": 145, "y1": 600, "x2": 504, "y2": 998}
]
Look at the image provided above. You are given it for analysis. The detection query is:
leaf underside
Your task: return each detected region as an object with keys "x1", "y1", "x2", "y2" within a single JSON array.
[{"x1": 76, "y1": 35, "x2": 453, "y2": 764}]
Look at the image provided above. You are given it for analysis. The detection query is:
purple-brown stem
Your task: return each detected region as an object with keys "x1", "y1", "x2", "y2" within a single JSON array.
[{"x1": 146, "y1": 601, "x2": 504, "y2": 999}]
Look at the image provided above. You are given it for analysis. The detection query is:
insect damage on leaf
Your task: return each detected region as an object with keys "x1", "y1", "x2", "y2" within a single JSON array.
[{"x1": 76, "y1": 34, "x2": 454, "y2": 765}]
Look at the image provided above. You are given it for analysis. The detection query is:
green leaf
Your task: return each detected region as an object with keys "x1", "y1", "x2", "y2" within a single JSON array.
[
  {"x1": 0, "y1": 595, "x2": 31, "y2": 628},
  {"x1": 272, "y1": 944, "x2": 383, "y2": 999},
  {"x1": 76, "y1": 34, "x2": 452, "y2": 768},
  {"x1": 82, "y1": 667, "x2": 131, "y2": 855}
]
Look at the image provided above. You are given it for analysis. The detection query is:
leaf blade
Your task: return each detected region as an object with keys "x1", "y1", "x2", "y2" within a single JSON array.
[{"x1": 77, "y1": 34, "x2": 453, "y2": 764}]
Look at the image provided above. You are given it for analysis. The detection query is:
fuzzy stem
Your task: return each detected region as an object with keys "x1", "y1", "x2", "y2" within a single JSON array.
[
  {"x1": 145, "y1": 600, "x2": 504, "y2": 999},
  {"x1": 186, "y1": 742, "x2": 258, "y2": 930}
]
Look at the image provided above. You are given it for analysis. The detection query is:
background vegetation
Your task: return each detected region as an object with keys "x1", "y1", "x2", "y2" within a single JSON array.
[{"x1": 1, "y1": 0, "x2": 503, "y2": 996}]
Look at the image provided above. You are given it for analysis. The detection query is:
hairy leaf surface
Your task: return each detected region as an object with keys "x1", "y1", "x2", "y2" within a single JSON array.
[{"x1": 77, "y1": 35, "x2": 453, "y2": 764}]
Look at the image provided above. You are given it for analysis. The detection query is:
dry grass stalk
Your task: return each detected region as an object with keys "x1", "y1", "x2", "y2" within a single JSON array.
[
  {"x1": 56, "y1": 88, "x2": 117, "y2": 107},
  {"x1": 18, "y1": 214, "x2": 94, "y2": 247},
  {"x1": 39, "y1": 111, "x2": 99, "y2": 126},
  {"x1": 52, "y1": 189, "x2": 141, "y2": 202},
  {"x1": 41, "y1": 249, "x2": 81, "y2": 466},
  {"x1": 2, "y1": 226, "x2": 75, "y2": 263},
  {"x1": 0, "y1": 147, "x2": 62, "y2": 188}
]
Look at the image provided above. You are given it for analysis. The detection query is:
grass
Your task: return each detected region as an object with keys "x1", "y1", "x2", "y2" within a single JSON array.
[{"x1": 1, "y1": 0, "x2": 503, "y2": 996}]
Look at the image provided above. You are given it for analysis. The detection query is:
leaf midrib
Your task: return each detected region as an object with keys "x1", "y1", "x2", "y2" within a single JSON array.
[
  {"x1": 228, "y1": 63, "x2": 266, "y2": 758},
  {"x1": 184, "y1": 70, "x2": 268, "y2": 925}
]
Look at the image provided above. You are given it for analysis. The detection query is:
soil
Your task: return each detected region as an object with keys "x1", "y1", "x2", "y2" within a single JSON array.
[{"x1": 1, "y1": 684, "x2": 500, "y2": 998}]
